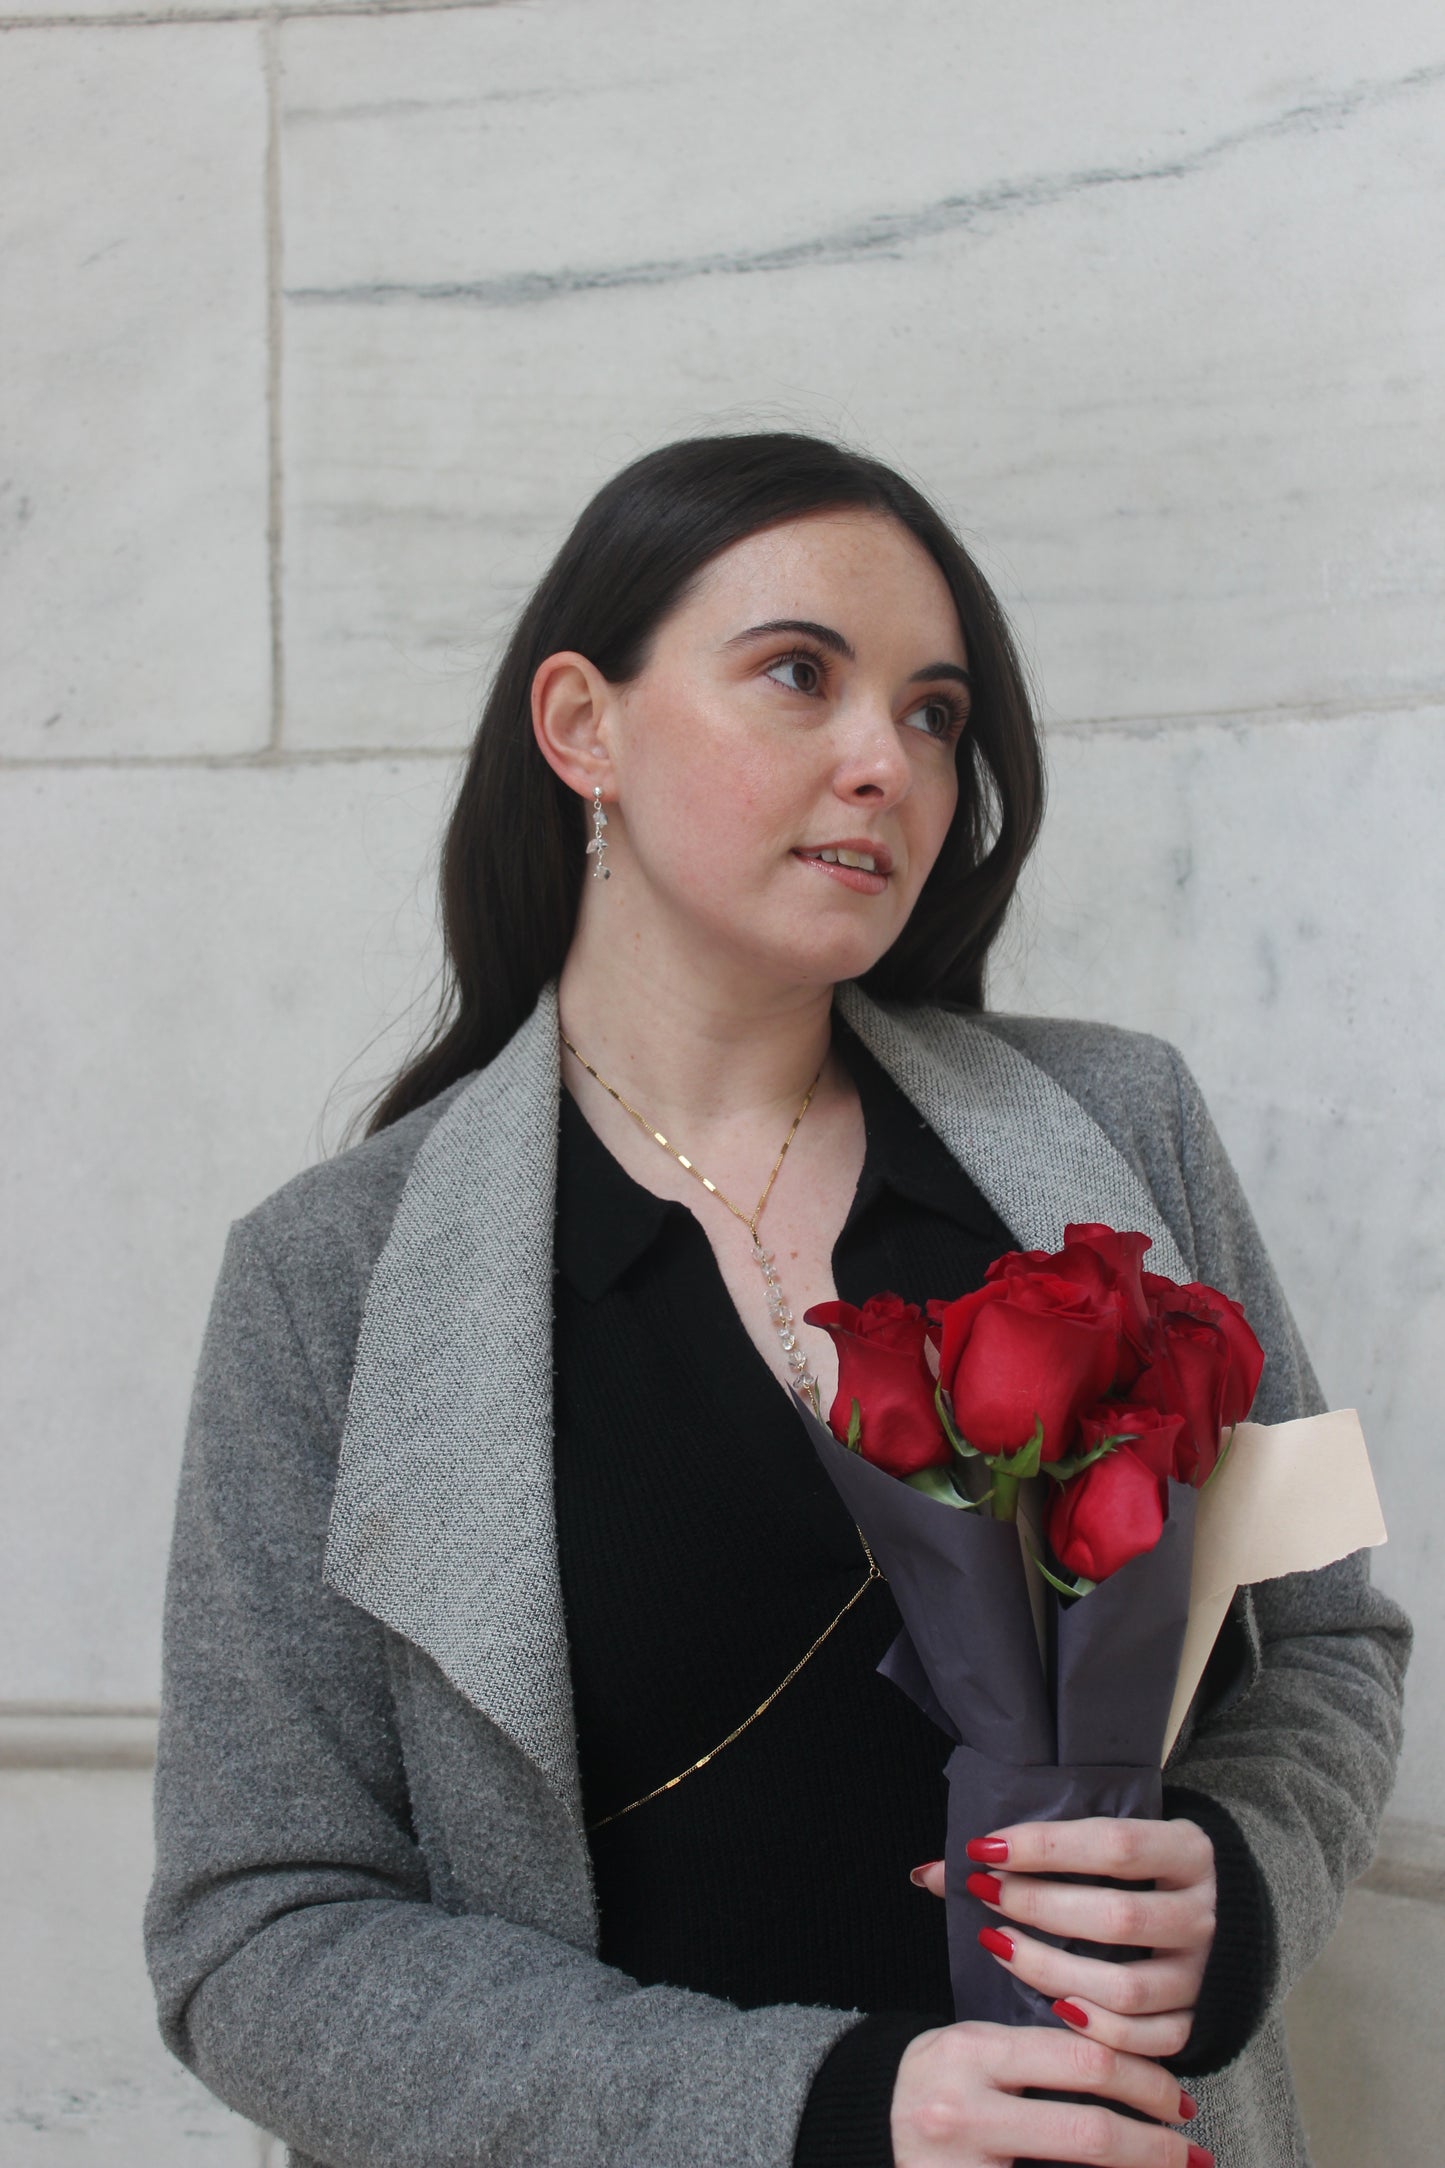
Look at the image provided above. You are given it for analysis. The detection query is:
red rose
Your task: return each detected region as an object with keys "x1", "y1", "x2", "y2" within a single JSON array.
[
  {"x1": 1058, "y1": 1224, "x2": 1155, "y2": 1382},
  {"x1": 930, "y1": 1267, "x2": 1124, "y2": 1463},
  {"x1": 1047, "y1": 1437, "x2": 1169, "y2": 1581},
  {"x1": 1129, "y1": 1276, "x2": 1266, "y2": 1482},
  {"x1": 1076, "y1": 1401, "x2": 1187, "y2": 1480},
  {"x1": 803, "y1": 1293, "x2": 949, "y2": 1478}
]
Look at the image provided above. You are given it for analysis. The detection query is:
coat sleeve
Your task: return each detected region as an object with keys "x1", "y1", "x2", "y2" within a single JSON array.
[
  {"x1": 1157, "y1": 1044, "x2": 1412, "y2": 2013},
  {"x1": 144, "y1": 1217, "x2": 857, "y2": 2168}
]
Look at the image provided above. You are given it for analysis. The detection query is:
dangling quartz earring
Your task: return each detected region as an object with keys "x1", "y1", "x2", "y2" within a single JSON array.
[{"x1": 585, "y1": 784, "x2": 611, "y2": 879}]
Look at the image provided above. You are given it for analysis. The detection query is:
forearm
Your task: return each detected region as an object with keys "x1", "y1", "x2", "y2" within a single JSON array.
[
  {"x1": 165, "y1": 1890, "x2": 852, "y2": 2168},
  {"x1": 1164, "y1": 1549, "x2": 1409, "y2": 2005}
]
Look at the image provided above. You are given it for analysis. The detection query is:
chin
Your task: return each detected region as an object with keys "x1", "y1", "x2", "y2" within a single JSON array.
[
  {"x1": 766, "y1": 925, "x2": 901, "y2": 989},
  {"x1": 687, "y1": 888, "x2": 908, "y2": 989}
]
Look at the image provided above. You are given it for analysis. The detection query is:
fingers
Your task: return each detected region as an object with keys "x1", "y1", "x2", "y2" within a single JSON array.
[
  {"x1": 982, "y1": 2020, "x2": 1188, "y2": 2120},
  {"x1": 974, "y1": 1916, "x2": 1202, "y2": 2023},
  {"x1": 980, "y1": 2027, "x2": 1202, "y2": 2167},
  {"x1": 893, "y1": 2022, "x2": 1209, "y2": 2168},
  {"x1": 970, "y1": 1864, "x2": 1216, "y2": 1952},
  {"x1": 968, "y1": 1816, "x2": 1216, "y2": 1891},
  {"x1": 991, "y1": 2094, "x2": 1206, "y2": 2167},
  {"x1": 1051, "y1": 1991, "x2": 1197, "y2": 2060}
]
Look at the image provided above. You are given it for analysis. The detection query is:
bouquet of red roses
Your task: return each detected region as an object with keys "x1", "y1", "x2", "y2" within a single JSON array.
[{"x1": 794, "y1": 1222, "x2": 1266, "y2": 2032}]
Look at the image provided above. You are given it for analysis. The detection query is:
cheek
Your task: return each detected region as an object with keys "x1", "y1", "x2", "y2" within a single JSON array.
[
  {"x1": 627, "y1": 721, "x2": 792, "y2": 861},
  {"x1": 909, "y1": 763, "x2": 961, "y2": 869}
]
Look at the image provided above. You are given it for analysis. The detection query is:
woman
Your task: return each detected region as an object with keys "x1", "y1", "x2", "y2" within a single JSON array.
[{"x1": 146, "y1": 434, "x2": 1410, "y2": 2168}]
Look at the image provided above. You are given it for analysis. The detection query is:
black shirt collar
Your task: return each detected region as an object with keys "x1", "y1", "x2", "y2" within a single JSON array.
[{"x1": 555, "y1": 1009, "x2": 1003, "y2": 1302}]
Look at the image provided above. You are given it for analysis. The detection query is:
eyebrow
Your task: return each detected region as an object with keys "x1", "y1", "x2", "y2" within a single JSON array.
[{"x1": 723, "y1": 618, "x2": 972, "y2": 690}]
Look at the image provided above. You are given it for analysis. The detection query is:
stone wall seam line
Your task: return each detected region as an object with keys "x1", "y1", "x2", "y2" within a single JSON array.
[
  {"x1": 1, "y1": 0, "x2": 514, "y2": 30},
  {"x1": 0, "y1": 745, "x2": 466, "y2": 772}
]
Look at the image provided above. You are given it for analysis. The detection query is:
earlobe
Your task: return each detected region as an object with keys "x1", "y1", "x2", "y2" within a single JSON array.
[{"x1": 530, "y1": 649, "x2": 615, "y2": 799}]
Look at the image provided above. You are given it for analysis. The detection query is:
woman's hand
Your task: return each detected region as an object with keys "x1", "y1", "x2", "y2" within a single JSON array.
[
  {"x1": 911, "y1": 1816, "x2": 1218, "y2": 2060},
  {"x1": 891, "y1": 2020, "x2": 1208, "y2": 2166}
]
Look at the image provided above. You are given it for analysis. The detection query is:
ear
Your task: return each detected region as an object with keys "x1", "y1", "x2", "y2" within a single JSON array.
[{"x1": 530, "y1": 650, "x2": 616, "y2": 799}]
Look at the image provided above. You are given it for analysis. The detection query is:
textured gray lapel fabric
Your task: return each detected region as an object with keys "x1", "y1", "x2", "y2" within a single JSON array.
[
  {"x1": 324, "y1": 988, "x2": 580, "y2": 1818},
  {"x1": 326, "y1": 980, "x2": 1190, "y2": 1816},
  {"x1": 834, "y1": 984, "x2": 1191, "y2": 1282}
]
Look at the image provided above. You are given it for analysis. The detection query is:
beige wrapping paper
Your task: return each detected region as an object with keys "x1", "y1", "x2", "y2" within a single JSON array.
[{"x1": 1162, "y1": 1407, "x2": 1387, "y2": 1757}]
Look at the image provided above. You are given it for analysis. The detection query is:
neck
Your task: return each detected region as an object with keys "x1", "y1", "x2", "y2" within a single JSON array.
[{"x1": 556, "y1": 903, "x2": 837, "y2": 1135}]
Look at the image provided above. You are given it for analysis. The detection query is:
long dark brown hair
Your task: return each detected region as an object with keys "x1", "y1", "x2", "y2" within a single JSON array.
[{"x1": 366, "y1": 432, "x2": 1044, "y2": 1134}]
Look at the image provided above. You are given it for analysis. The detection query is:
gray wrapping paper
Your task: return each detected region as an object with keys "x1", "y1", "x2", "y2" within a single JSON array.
[{"x1": 797, "y1": 1404, "x2": 1198, "y2": 2067}]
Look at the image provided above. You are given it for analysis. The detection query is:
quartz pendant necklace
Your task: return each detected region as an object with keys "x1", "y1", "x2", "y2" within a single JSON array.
[{"x1": 559, "y1": 1030, "x2": 825, "y2": 1417}]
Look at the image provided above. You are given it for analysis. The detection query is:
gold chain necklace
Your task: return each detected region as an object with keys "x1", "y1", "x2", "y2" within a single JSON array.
[
  {"x1": 558, "y1": 1027, "x2": 882, "y2": 1832},
  {"x1": 559, "y1": 1030, "x2": 826, "y2": 1417}
]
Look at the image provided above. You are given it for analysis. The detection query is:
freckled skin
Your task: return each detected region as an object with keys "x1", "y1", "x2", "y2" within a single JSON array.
[{"x1": 603, "y1": 509, "x2": 968, "y2": 994}]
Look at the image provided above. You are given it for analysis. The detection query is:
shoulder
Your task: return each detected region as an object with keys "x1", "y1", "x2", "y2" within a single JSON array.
[
  {"x1": 900, "y1": 1002, "x2": 1210, "y2": 1281},
  {"x1": 224, "y1": 1079, "x2": 474, "y2": 1418},
  {"x1": 895, "y1": 1002, "x2": 1194, "y2": 1165},
  {"x1": 243, "y1": 1080, "x2": 469, "y2": 1267},
  {"x1": 970, "y1": 1010, "x2": 1191, "y2": 1149}
]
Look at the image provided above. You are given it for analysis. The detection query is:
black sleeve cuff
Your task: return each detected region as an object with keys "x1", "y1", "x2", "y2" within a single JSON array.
[
  {"x1": 1161, "y1": 1784, "x2": 1277, "y2": 2077},
  {"x1": 793, "y1": 2011, "x2": 940, "y2": 2168}
]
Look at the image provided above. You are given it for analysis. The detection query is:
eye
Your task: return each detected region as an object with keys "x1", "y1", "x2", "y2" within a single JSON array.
[
  {"x1": 902, "y1": 693, "x2": 969, "y2": 743},
  {"x1": 763, "y1": 649, "x2": 828, "y2": 697}
]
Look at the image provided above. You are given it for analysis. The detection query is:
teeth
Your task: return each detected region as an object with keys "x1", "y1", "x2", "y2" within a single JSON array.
[{"x1": 805, "y1": 848, "x2": 879, "y2": 872}]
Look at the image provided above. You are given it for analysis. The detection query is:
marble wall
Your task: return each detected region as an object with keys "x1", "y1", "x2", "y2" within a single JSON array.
[{"x1": 2, "y1": 0, "x2": 1442, "y2": 2130}]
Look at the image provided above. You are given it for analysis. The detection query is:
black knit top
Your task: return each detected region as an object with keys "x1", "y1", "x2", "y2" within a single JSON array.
[{"x1": 552, "y1": 1015, "x2": 1271, "y2": 2165}]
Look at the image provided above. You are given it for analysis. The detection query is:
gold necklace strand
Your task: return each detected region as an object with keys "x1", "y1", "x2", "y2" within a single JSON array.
[
  {"x1": 586, "y1": 1529, "x2": 882, "y2": 1834},
  {"x1": 560, "y1": 1027, "x2": 885, "y2": 1830},
  {"x1": 559, "y1": 1030, "x2": 826, "y2": 1416}
]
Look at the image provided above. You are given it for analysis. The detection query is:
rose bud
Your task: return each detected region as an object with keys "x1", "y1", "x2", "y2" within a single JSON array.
[
  {"x1": 1076, "y1": 1401, "x2": 1186, "y2": 1481},
  {"x1": 1135, "y1": 1277, "x2": 1266, "y2": 1482},
  {"x1": 931, "y1": 1269, "x2": 1125, "y2": 1462},
  {"x1": 1048, "y1": 1437, "x2": 1169, "y2": 1582},
  {"x1": 803, "y1": 1293, "x2": 950, "y2": 1478},
  {"x1": 1058, "y1": 1224, "x2": 1156, "y2": 1382}
]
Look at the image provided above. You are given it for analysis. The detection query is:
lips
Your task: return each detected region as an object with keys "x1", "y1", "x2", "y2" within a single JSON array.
[{"x1": 792, "y1": 839, "x2": 894, "y2": 876}]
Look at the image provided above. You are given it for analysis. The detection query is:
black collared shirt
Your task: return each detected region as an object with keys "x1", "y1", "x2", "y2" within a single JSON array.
[{"x1": 552, "y1": 1013, "x2": 1019, "y2": 2155}]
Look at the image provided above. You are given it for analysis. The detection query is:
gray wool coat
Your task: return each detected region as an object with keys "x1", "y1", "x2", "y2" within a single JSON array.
[{"x1": 145, "y1": 981, "x2": 1411, "y2": 2168}]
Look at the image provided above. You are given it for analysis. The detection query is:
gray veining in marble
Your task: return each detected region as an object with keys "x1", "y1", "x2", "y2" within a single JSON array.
[
  {"x1": 286, "y1": 59, "x2": 1445, "y2": 311},
  {"x1": 273, "y1": 5, "x2": 1445, "y2": 746}
]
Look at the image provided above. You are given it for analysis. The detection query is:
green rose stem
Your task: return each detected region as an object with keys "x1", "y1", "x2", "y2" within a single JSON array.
[
  {"x1": 934, "y1": 1385, "x2": 1043, "y2": 1523},
  {"x1": 991, "y1": 1471, "x2": 1022, "y2": 1524}
]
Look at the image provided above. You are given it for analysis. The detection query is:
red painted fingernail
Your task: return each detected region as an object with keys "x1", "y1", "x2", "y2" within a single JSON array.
[
  {"x1": 1186, "y1": 2146, "x2": 1214, "y2": 2167},
  {"x1": 1179, "y1": 2090, "x2": 1198, "y2": 2121},
  {"x1": 978, "y1": 1926, "x2": 1015, "y2": 1961},
  {"x1": 908, "y1": 1860, "x2": 943, "y2": 1888},
  {"x1": 966, "y1": 1871, "x2": 1002, "y2": 1904},
  {"x1": 966, "y1": 1836, "x2": 1010, "y2": 1863},
  {"x1": 1051, "y1": 1999, "x2": 1089, "y2": 2028}
]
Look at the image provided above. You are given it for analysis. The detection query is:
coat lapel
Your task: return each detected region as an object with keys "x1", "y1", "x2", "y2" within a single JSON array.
[
  {"x1": 326, "y1": 979, "x2": 1189, "y2": 1820},
  {"x1": 324, "y1": 984, "x2": 582, "y2": 1821},
  {"x1": 836, "y1": 986, "x2": 1190, "y2": 1282}
]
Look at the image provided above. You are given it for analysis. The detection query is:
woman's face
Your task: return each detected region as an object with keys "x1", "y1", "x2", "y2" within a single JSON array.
[{"x1": 601, "y1": 509, "x2": 971, "y2": 991}]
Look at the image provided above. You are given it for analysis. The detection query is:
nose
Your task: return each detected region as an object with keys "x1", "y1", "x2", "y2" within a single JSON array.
[{"x1": 831, "y1": 700, "x2": 913, "y2": 806}]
